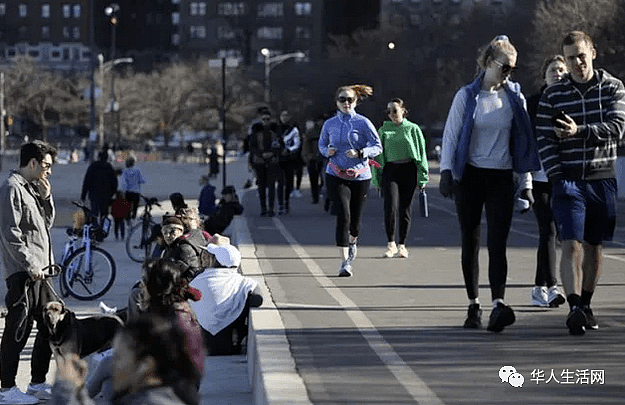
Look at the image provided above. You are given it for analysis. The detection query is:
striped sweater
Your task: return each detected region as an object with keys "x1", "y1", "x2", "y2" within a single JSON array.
[{"x1": 536, "y1": 69, "x2": 625, "y2": 181}]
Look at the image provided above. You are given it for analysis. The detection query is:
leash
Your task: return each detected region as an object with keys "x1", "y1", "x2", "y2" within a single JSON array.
[{"x1": 13, "y1": 264, "x2": 64, "y2": 342}]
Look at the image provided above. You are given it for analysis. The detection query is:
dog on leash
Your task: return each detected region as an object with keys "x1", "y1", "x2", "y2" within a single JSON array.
[{"x1": 43, "y1": 301, "x2": 123, "y2": 359}]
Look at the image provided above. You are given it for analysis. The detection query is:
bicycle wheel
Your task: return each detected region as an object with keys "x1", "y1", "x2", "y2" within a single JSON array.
[
  {"x1": 61, "y1": 246, "x2": 116, "y2": 300},
  {"x1": 125, "y1": 219, "x2": 156, "y2": 263}
]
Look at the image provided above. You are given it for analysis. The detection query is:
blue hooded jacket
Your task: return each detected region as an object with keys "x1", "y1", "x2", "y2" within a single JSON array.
[{"x1": 451, "y1": 73, "x2": 541, "y2": 180}]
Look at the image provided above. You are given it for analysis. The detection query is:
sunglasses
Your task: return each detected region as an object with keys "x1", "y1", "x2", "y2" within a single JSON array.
[
  {"x1": 337, "y1": 96, "x2": 355, "y2": 104},
  {"x1": 492, "y1": 59, "x2": 516, "y2": 75},
  {"x1": 39, "y1": 161, "x2": 52, "y2": 170}
]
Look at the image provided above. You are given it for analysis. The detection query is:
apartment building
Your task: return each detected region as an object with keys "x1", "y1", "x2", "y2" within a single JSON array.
[
  {"x1": 380, "y1": 0, "x2": 515, "y2": 30},
  {"x1": 0, "y1": 0, "x2": 175, "y2": 71},
  {"x1": 0, "y1": 1, "x2": 94, "y2": 70},
  {"x1": 174, "y1": 0, "x2": 325, "y2": 67}
]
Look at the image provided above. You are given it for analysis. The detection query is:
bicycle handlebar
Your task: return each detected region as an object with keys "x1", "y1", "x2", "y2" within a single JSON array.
[{"x1": 140, "y1": 195, "x2": 161, "y2": 208}]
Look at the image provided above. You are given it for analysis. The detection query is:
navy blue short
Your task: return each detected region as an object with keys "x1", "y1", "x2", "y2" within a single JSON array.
[{"x1": 551, "y1": 178, "x2": 617, "y2": 245}]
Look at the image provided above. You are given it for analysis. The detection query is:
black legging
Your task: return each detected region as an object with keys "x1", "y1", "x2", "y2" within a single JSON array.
[
  {"x1": 455, "y1": 164, "x2": 514, "y2": 301},
  {"x1": 326, "y1": 174, "x2": 371, "y2": 247},
  {"x1": 382, "y1": 161, "x2": 419, "y2": 245},
  {"x1": 307, "y1": 158, "x2": 324, "y2": 203},
  {"x1": 532, "y1": 180, "x2": 558, "y2": 287},
  {"x1": 254, "y1": 164, "x2": 284, "y2": 211}
]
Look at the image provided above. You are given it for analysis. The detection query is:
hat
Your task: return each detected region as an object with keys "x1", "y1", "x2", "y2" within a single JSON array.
[
  {"x1": 161, "y1": 215, "x2": 184, "y2": 229},
  {"x1": 206, "y1": 243, "x2": 241, "y2": 268}
]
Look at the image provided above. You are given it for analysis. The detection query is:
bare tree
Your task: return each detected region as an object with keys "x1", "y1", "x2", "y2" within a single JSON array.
[
  {"x1": 529, "y1": 0, "x2": 625, "y2": 84},
  {"x1": 3, "y1": 56, "x2": 88, "y2": 141}
]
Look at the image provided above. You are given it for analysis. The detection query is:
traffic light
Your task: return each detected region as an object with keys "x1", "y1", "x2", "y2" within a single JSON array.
[
  {"x1": 4, "y1": 116, "x2": 12, "y2": 127},
  {"x1": 108, "y1": 15, "x2": 118, "y2": 26}
]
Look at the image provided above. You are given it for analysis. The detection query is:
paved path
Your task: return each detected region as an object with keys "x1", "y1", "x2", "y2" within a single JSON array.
[{"x1": 243, "y1": 164, "x2": 625, "y2": 404}]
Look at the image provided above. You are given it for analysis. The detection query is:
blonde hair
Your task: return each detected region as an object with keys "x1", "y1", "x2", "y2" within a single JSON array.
[
  {"x1": 476, "y1": 35, "x2": 517, "y2": 72},
  {"x1": 335, "y1": 84, "x2": 373, "y2": 103}
]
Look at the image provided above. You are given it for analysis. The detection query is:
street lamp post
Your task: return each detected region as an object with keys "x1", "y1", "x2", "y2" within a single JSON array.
[
  {"x1": 105, "y1": 3, "x2": 120, "y2": 144},
  {"x1": 98, "y1": 55, "x2": 132, "y2": 149},
  {"x1": 260, "y1": 48, "x2": 306, "y2": 104}
]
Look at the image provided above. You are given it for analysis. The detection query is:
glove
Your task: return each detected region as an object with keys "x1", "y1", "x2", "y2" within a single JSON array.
[
  {"x1": 520, "y1": 188, "x2": 534, "y2": 214},
  {"x1": 439, "y1": 170, "x2": 456, "y2": 199}
]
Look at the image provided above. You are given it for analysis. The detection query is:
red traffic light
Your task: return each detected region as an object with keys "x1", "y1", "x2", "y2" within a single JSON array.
[{"x1": 108, "y1": 16, "x2": 118, "y2": 26}]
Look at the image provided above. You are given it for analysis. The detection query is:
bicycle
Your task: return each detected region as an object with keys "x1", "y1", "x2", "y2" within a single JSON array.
[
  {"x1": 58, "y1": 201, "x2": 117, "y2": 300},
  {"x1": 125, "y1": 195, "x2": 160, "y2": 263}
]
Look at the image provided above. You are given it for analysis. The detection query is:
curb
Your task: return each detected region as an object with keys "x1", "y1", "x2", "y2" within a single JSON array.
[{"x1": 231, "y1": 202, "x2": 313, "y2": 405}]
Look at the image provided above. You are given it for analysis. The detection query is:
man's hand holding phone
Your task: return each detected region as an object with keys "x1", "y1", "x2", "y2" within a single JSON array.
[{"x1": 552, "y1": 110, "x2": 578, "y2": 139}]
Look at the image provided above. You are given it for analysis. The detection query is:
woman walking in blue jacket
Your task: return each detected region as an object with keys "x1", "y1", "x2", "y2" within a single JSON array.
[
  {"x1": 318, "y1": 84, "x2": 382, "y2": 277},
  {"x1": 439, "y1": 35, "x2": 541, "y2": 332}
]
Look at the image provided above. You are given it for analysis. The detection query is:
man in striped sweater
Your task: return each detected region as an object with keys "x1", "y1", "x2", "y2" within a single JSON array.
[{"x1": 536, "y1": 31, "x2": 625, "y2": 335}]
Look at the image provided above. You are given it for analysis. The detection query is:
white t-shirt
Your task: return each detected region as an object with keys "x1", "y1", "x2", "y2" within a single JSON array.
[{"x1": 468, "y1": 89, "x2": 513, "y2": 170}]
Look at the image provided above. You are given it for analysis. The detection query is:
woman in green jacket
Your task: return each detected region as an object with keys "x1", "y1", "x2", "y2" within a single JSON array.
[{"x1": 373, "y1": 98, "x2": 429, "y2": 258}]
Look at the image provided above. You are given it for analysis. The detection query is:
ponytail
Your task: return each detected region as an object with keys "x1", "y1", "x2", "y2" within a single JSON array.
[{"x1": 335, "y1": 84, "x2": 374, "y2": 103}]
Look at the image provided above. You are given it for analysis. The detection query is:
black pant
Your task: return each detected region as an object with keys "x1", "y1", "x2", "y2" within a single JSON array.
[
  {"x1": 125, "y1": 191, "x2": 140, "y2": 220},
  {"x1": 1, "y1": 272, "x2": 52, "y2": 387},
  {"x1": 280, "y1": 160, "x2": 296, "y2": 206},
  {"x1": 326, "y1": 175, "x2": 371, "y2": 247},
  {"x1": 382, "y1": 161, "x2": 419, "y2": 245},
  {"x1": 254, "y1": 164, "x2": 283, "y2": 211},
  {"x1": 532, "y1": 181, "x2": 558, "y2": 287},
  {"x1": 114, "y1": 217, "x2": 126, "y2": 239},
  {"x1": 455, "y1": 165, "x2": 514, "y2": 301},
  {"x1": 307, "y1": 159, "x2": 324, "y2": 203}
]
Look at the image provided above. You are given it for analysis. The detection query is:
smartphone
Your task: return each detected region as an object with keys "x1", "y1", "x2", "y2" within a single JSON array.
[{"x1": 551, "y1": 110, "x2": 567, "y2": 129}]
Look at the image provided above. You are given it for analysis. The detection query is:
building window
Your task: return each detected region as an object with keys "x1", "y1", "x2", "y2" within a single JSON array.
[
  {"x1": 410, "y1": 14, "x2": 421, "y2": 25},
  {"x1": 172, "y1": 0, "x2": 180, "y2": 4},
  {"x1": 190, "y1": 2, "x2": 207, "y2": 15},
  {"x1": 73, "y1": 4, "x2": 81, "y2": 18},
  {"x1": 63, "y1": 26, "x2": 70, "y2": 39},
  {"x1": 18, "y1": 26, "x2": 28, "y2": 39},
  {"x1": 295, "y1": 26, "x2": 311, "y2": 39},
  {"x1": 190, "y1": 25, "x2": 206, "y2": 39},
  {"x1": 172, "y1": 33, "x2": 180, "y2": 45},
  {"x1": 0, "y1": 4, "x2": 5, "y2": 16},
  {"x1": 218, "y1": 2, "x2": 246, "y2": 15},
  {"x1": 257, "y1": 2, "x2": 283, "y2": 17},
  {"x1": 172, "y1": 12, "x2": 179, "y2": 25},
  {"x1": 42, "y1": 4, "x2": 50, "y2": 18},
  {"x1": 294, "y1": 2, "x2": 311, "y2": 15},
  {"x1": 63, "y1": 4, "x2": 71, "y2": 18},
  {"x1": 19, "y1": 4, "x2": 27, "y2": 17},
  {"x1": 218, "y1": 49, "x2": 243, "y2": 62},
  {"x1": 257, "y1": 26, "x2": 282, "y2": 39},
  {"x1": 217, "y1": 26, "x2": 237, "y2": 40},
  {"x1": 73, "y1": 26, "x2": 80, "y2": 39},
  {"x1": 42, "y1": 26, "x2": 50, "y2": 38}
]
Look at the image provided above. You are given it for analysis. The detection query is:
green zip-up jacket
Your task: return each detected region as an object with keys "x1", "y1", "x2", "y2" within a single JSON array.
[{"x1": 372, "y1": 119, "x2": 429, "y2": 187}]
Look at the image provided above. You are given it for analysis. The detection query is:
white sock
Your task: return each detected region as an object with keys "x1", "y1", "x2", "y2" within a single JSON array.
[
  {"x1": 470, "y1": 298, "x2": 480, "y2": 305},
  {"x1": 493, "y1": 298, "x2": 505, "y2": 308},
  {"x1": 341, "y1": 247, "x2": 349, "y2": 261}
]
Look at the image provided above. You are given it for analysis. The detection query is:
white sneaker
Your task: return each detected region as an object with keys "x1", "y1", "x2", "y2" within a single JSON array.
[
  {"x1": 338, "y1": 260, "x2": 353, "y2": 277},
  {"x1": 27, "y1": 382, "x2": 52, "y2": 400},
  {"x1": 397, "y1": 244, "x2": 409, "y2": 258},
  {"x1": 530, "y1": 286, "x2": 549, "y2": 307},
  {"x1": 384, "y1": 242, "x2": 397, "y2": 258},
  {"x1": 0, "y1": 386, "x2": 39, "y2": 404},
  {"x1": 547, "y1": 286, "x2": 566, "y2": 307}
]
